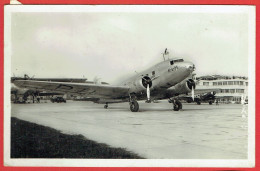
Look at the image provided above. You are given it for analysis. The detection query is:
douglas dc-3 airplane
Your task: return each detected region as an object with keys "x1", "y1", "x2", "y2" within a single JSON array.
[
  {"x1": 14, "y1": 55, "x2": 207, "y2": 112},
  {"x1": 179, "y1": 91, "x2": 217, "y2": 105}
]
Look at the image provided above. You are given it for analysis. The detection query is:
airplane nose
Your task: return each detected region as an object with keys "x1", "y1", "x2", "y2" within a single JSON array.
[{"x1": 185, "y1": 62, "x2": 195, "y2": 71}]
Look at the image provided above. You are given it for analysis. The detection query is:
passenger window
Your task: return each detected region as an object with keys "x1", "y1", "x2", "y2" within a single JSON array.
[{"x1": 170, "y1": 60, "x2": 174, "y2": 65}]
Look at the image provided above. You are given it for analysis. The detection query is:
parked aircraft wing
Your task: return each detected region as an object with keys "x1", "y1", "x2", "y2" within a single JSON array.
[
  {"x1": 192, "y1": 88, "x2": 221, "y2": 95},
  {"x1": 177, "y1": 88, "x2": 220, "y2": 97},
  {"x1": 14, "y1": 80, "x2": 130, "y2": 99},
  {"x1": 177, "y1": 96, "x2": 201, "y2": 101}
]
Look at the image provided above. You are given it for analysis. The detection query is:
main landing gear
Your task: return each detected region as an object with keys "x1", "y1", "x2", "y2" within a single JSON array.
[
  {"x1": 129, "y1": 95, "x2": 139, "y2": 112},
  {"x1": 169, "y1": 98, "x2": 182, "y2": 111},
  {"x1": 104, "y1": 103, "x2": 108, "y2": 109}
]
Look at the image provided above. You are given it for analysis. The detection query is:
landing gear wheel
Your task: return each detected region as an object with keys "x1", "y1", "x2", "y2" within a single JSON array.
[
  {"x1": 197, "y1": 101, "x2": 201, "y2": 105},
  {"x1": 104, "y1": 104, "x2": 108, "y2": 109},
  {"x1": 130, "y1": 100, "x2": 139, "y2": 112},
  {"x1": 187, "y1": 99, "x2": 192, "y2": 103},
  {"x1": 209, "y1": 101, "x2": 212, "y2": 105},
  {"x1": 173, "y1": 100, "x2": 182, "y2": 111}
]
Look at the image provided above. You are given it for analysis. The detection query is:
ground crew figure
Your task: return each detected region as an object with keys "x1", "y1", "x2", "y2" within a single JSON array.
[{"x1": 37, "y1": 96, "x2": 40, "y2": 103}]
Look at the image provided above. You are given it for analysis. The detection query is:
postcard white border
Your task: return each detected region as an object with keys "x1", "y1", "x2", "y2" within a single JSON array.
[{"x1": 4, "y1": 5, "x2": 256, "y2": 167}]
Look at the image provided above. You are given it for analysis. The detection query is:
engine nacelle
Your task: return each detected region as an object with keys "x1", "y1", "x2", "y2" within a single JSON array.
[
  {"x1": 167, "y1": 79, "x2": 195, "y2": 96},
  {"x1": 128, "y1": 76, "x2": 153, "y2": 94}
]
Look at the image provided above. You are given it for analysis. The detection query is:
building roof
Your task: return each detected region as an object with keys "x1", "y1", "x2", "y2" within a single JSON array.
[{"x1": 196, "y1": 75, "x2": 248, "y2": 81}]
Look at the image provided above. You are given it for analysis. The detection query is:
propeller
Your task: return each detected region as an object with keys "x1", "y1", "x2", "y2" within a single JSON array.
[
  {"x1": 142, "y1": 76, "x2": 152, "y2": 102},
  {"x1": 191, "y1": 86, "x2": 194, "y2": 101},
  {"x1": 141, "y1": 75, "x2": 160, "y2": 102},
  {"x1": 186, "y1": 79, "x2": 196, "y2": 101},
  {"x1": 147, "y1": 84, "x2": 150, "y2": 101}
]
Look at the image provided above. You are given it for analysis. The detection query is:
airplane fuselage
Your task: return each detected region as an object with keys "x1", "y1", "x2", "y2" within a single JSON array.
[{"x1": 119, "y1": 58, "x2": 195, "y2": 101}]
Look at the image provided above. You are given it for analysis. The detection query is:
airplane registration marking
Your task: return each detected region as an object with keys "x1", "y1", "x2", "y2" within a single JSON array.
[{"x1": 168, "y1": 66, "x2": 178, "y2": 72}]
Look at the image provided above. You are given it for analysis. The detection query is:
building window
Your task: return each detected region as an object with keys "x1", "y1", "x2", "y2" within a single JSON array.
[
  {"x1": 246, "y1": 82, "x2": 248, "y2": 86},
  {"x1": 236, "y1": 89, "x2": 244, "y2": 93},
  {"x1": 230, "y1": 89, "x2": 235, "y2": 93},
  {"x1": 240, "y1": 81, "x2": 244, "y2": 85},
  {"x1": 213, "y1": 82, "x2": 217, "y2": 86},
  {"x1": 203, "y1": 82, "x2": 209, "y2": 86},
  {"x1": 228, "y1": 81, "x2": 234, "y2": 85},
  {"x1": 223, "y1": 81, "x2": 227, "y2": 85},
  {"x1": 225, "y1": 89, "x2": 229, "y2": 93},
  {"x1": 232, "y1": 97, "x2": 241, "y2": 102},
  {"x1": 218, "y1": 82, "x2": 222, "y2": 85},
  {"x1": 234, "y1": 81, "x2": 240, "y2": 85}
]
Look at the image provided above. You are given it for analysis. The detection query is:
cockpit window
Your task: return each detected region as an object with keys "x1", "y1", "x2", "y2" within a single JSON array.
[
  {"x1": 170, "y1": 60, "x2": 174, "y2": 65},
  {"x1": 173, "y1": 59, "x2": 184, "y2": 63}
]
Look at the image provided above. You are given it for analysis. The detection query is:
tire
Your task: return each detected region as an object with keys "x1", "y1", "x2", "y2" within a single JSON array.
[
  {"x1": 104, "y1": 104, "x2": 108, "y2": 109},
  {"x1": 209, "y1": 101, "x2": 212, "y2": 105},
  {"x1": 130, "y1": 100, "x2": 139, "y2": 112},
  {"x1": 197, "y1": 101, "x2": 201, "y2": 105},
  {"x1": 173, "y1": 100, "x2": 182, "y2": 111}
]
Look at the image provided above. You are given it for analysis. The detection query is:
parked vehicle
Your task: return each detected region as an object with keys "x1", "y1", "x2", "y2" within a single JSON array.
[{"x1": 51, "y1": 97, "x2": 66, "y2": 103}]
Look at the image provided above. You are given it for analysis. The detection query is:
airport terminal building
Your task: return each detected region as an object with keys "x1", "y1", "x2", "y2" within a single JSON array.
[{"x1": 195, "y1": 75, "x2": 248, "y2": 103}]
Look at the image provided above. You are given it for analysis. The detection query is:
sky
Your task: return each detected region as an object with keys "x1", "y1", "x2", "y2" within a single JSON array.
[{"x1": 10, "y1": 7, "x2": 250, "y2": 84}]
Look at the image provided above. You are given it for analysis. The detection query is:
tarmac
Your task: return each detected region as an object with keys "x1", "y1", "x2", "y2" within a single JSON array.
[{"x1": 11, "y1": 100, "x2": 248, "y2": 159}]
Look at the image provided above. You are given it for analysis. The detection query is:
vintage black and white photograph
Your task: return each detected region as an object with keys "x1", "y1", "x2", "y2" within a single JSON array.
[{"x1": 4, "y1": 5, "x2": 255, "y2": 167}]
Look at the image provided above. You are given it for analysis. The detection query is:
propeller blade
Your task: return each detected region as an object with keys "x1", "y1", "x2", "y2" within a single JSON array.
[
  {"x1": 191, "y1": 86, "x2": 195, "y2": 101},
  {"x1": 147, "y1": 85, "x2": 150, "y2": 101},
  {"x1": 142, "y1": 77, "x2": 149, "y2": 82}
]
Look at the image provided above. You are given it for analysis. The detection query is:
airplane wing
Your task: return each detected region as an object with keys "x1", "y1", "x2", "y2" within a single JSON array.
[
  {"x1": 38, "y1": 92, "x2": 64, "y2": 96},
  {"x1": 192, "y1": 88, "x2": 221, "y2": 95},
  {"x1": 14, "y1": 80, "x2": 130, "y2": 99},
  {"x1": 178, "y1": 88, "x2": 221, "y2": 97}
]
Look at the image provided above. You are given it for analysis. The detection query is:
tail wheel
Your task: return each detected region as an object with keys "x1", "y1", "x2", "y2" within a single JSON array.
[
  {"x1": 173, "y1": 100, "x2": 182, "y2": 111},
  {"x1": 130, "y1": 100, "x2": 139, "y2": 112}
]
